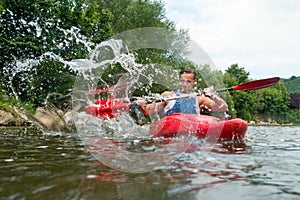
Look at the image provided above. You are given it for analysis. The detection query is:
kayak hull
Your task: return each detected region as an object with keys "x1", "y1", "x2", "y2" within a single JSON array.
[
  {"x1": 85, "y1": 98, "x2": 248, "y2": 140},
  {"x1": 150, "y1": 114, "x2": 247, "y2": 140}
]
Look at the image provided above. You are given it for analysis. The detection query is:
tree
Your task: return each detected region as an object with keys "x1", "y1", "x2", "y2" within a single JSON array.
[
  {"x1": 1, "y1": 0, "x2": 190, "y2": 108},
  {"x1": 290, "y1": 93, "x2": 300, "y2": 109},
  {"x1": 256, "y1": 81, "x2": 290, "y2": 122},
  {"x1": 0, "y1": 0, "x2": 113, "y2": 107},
  {"x1": 222, "y1": 64, "x2": 256, "y2": 120},
  {"x1": 223, "y1": 64, "x2": 291, "y2": 122},
  {"x1": 281, "y1": 76, "x2": 300, "y2": 93},
  {"x1": 82, "y1": 0, "x2": 191, "y2": 98},
  {"x1": 0, "y1": 0, "x2": 112, "y2": 63},
  {"x1": 99, "y1": 0, "x2": 174, "y2": 33},
  {"x1": 225, "y1": 64, "x2": 249, "y2": 84}
]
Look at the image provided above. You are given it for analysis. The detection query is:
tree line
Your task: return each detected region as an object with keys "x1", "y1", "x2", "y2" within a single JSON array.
[
  {"x1": 1, "y1": 0, "x2": 299, "y2": 124},
  {"x1": 282, "y1": 76, "x2": 300, "y2": 93}
]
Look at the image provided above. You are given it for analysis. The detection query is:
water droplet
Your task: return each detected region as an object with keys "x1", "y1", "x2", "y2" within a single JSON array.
[{"x1": 36, "y1": 146, "x2": 48, "y2": 149}]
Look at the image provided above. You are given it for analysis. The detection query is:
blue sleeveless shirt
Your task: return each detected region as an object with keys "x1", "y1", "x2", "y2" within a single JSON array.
[{"x1": 165, "y1": 91, "x2": 199, "y2": 115}]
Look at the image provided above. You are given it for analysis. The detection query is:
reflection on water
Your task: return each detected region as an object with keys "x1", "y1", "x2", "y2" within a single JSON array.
[
  {"x1": 0, "y1": 128, "x2": 86, "y2": 199},
  {"x1": 0, "y1": 126, "x2": 300, "y2": 199}
]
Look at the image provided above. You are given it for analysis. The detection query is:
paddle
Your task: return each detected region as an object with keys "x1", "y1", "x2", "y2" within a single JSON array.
[
  {"x1": 216, "y1": 77, "x2": 280, "y2": 93},
  {"x1": 88, "y1": 77, "x2": 280, "y2": 104},
  {"x1": 87, "y1": 77, "x2": 280, "y2": 120},
  {"x1": 151, "y1": 77, "x2": 280, "y2": 102}
]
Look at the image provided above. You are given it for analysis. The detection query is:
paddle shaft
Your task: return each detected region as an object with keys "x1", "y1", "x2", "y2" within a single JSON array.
[{"x1": 216, "y1": 87, "x2": 234, "y2": 93}]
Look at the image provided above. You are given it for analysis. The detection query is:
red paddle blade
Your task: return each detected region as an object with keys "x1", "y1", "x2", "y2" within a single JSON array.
[{"x1": 232, "y1": 77, "x2": 280, "y2": 91}]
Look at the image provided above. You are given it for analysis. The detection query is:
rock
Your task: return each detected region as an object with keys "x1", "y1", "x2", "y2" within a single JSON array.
[
  {"x1": 248, "y1": 121, "x2": 256, "y2": 125},
  {"x1": 64, "y1": 104, "x2": 81, "y2": 126},
  {"x1": 0, "y1": 110, "x2": 14, "y2": 125},
  {"x1": 1, "y1": 103, "x2": 77, "y2": 132},
  {"x1": 13, "y1": 107, "x2": 29, "y2": 125},
  {"x1": 32, "y1": 106, "x2": 71, "y2": 132}
]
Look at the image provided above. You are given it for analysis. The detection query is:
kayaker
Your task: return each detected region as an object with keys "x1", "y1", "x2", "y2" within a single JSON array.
[{"x1": 138, "y1": 68, "x2": 228, "y2": 116}]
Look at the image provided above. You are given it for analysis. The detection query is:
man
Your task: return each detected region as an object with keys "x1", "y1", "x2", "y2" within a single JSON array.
[{"x1": 138, "y1": 68, "x2": 228, "y2": 116}]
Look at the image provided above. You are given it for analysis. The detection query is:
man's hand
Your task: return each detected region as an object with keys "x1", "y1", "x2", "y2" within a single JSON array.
[
  {"x1": 136, "y1": 99, "x2": 147, "y2": 111},
  {"x1": 203, "y1": 86, "x2": 217, "y2": 98}
]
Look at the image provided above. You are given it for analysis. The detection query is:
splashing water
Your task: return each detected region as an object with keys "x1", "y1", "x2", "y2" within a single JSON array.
[
  {"x1": 71, "y1": 38, "x2": 169, "y2": 140},
  {"x1": 69, "y1": 27, "x2": 225, "y2": 173},
  {"x1": 4, "y1": 25, "x2": 226, "y2": 172}
]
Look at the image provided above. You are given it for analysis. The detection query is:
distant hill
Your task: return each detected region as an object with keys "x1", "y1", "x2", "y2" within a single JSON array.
[{"x1": 281, "y1": 76, "x2": 300, "y2": 93}]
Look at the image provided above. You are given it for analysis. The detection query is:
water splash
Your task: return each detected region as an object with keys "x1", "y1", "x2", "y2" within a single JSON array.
[
  {"x1": 71, "y1": 27, "x2": 216, "y2": 173},
  {"x1": 3, "y1": 24, "x2": 226, "y2": 172}
]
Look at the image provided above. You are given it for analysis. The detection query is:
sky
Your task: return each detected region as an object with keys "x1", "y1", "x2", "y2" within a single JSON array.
[{"x1": 163, "y1": 0, "x2": 300, "y2": 79}]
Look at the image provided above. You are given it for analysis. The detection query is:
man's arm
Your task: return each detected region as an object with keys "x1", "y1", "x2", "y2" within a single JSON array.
[
  {"x1": 197, "y1": 94, "x2": 228, "y2": 112},
  {"x1": 138, "y1": 91, "x2": 172, "y2": 116}
]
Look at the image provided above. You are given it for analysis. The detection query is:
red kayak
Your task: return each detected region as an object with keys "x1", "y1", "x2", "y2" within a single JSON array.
[
  {"x1": 85, "y1": 77, "x2": 282, "y2": 140},
  {"x1": 86, "y1": 99, "x2": 247, "y2": 140},
  {"x1": 85, "y1": 86, "x2": 247, "y2": 140},
  {"x1": 149, "y1": 113, "x2": 247, "y2": 140}
]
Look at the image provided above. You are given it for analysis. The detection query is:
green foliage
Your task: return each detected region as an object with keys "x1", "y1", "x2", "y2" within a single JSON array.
[
  {"x1": 223, "y1": 64, "x2": 251, "y2": 119},
  {"x1": 254, "y1": 81, "x2": 290, "y2": 123},
  {"x1": 1, "y1": 0, "x2": 299, "y2": 126},
  {"x1": 98, "y1": 0, "x2": 190, "y2": 71},
  {"x1": 100, "y1": 0, "x2": 174, "y2": 32},
  {"x1": 283, "y1": 109, "x2": 300, "y2": 125},
  {"x1": 281, "y1": 76, "x2": 300, "y2": 93},
  {"x1": 225, "y1": 64, "x2": 249, "y2": 84},
  {"x1": 1, "y1": 0, "x2": 187, "y2": 108},
  {"x1": 0, "y1": 0, "x2": 113, "y2": 107},
  {"x1": 0, "y1": 91, "x2": 35, "y2": 114},
  {"x1": 0, "y1": 92, "x2": 19, "y2": 111},
  {"x1": 11, "y1": 60, "x2": 76, "y2": 106},
  {"x1": 222, "y1": 64, "x2": 292, "y2": 123},
  {"x1": 0, "y1": 0, "x2": 112, "y2": 62},
  {"x1": 257, "y1": 82, "x2": 290, "y2": 113},
  {"x1": 196, "y1": 64, "x2": 224, "y2": 90}
]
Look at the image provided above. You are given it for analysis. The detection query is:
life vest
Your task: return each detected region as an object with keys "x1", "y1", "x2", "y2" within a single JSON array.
[{"x1": 164, "y1": 91, "x2": 200, "y2": 115}]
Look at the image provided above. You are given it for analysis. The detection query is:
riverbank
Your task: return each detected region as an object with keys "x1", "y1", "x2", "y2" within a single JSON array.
[
  {"x1": 248, "y1": 120, "x2": 295, "y2": 126},
  {"x1": 0, "y1": 105, "x2": 76, "y2": 133},
  {"x1": 0, "y1": 125, "x2": 42, "y2": 134},
  {"x1": 1, "y1": 107, "x2": 296, "y2": 134}
]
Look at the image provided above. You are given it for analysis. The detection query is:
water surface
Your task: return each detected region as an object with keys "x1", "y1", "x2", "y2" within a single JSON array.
[{"x1": 0, "y1": 126, "x2": 299, "y2": 200}]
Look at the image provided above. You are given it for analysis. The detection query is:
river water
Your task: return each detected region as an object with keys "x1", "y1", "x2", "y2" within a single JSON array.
[{"x1": 0, "y1": 126, "x2": 299, "y2": 200}]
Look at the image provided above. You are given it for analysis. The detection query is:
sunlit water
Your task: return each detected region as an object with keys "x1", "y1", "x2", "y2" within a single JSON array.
[{"x1": 0, "y1": 126, "x2": 299, "y2": 200}]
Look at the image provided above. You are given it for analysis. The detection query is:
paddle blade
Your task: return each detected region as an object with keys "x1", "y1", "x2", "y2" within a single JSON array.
[{"x1": 232, "y1": 77, "x2": 280, "y2": 91}]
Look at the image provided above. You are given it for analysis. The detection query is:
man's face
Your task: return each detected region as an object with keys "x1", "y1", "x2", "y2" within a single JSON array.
[{"x1": 179, "y1": 73, "x2": 196, "y2": 93}]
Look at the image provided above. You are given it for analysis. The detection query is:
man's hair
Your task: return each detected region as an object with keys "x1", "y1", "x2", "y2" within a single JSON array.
[{"x1": 179, "y1": 68, "x2": 196, "y2": 80}]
